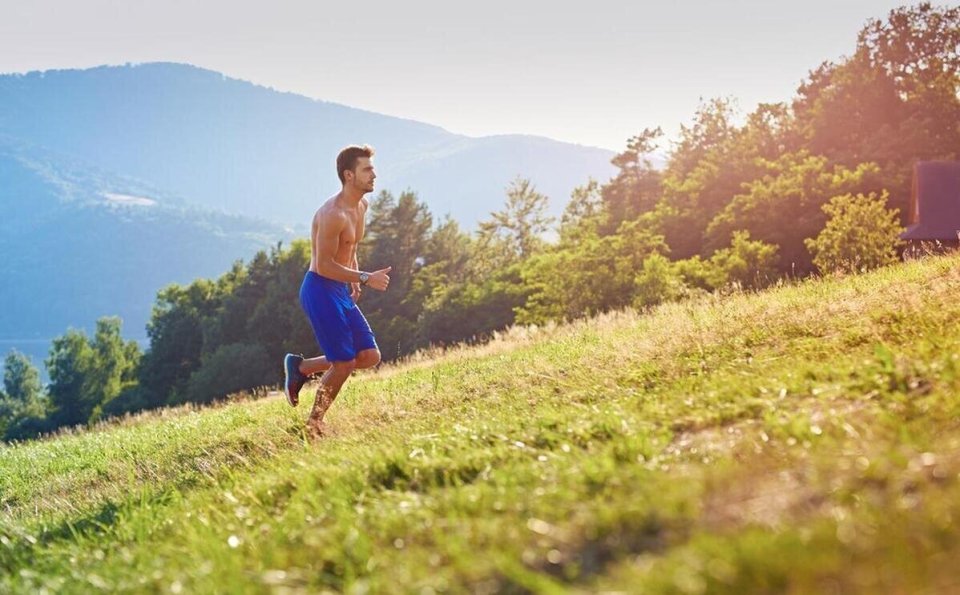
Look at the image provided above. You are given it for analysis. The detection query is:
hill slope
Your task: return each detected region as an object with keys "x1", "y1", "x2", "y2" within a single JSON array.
[
  {"x1": 2, "y1": 255, "x2": 959, "y2": 593},
  {"x1": 0, "y1": 135, "x2": 293, "y2": 350},
  {"x1": 0, "y1": 63, "x2": 617, "y2": 228}
]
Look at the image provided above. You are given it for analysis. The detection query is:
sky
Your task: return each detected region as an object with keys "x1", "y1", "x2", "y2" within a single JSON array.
[{"x1": 0, "y1": 0, "x2": 908, "y2": 151}]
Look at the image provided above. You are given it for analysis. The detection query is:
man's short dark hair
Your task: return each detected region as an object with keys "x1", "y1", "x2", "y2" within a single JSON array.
[{"x1": 337, "y1": 145, "x2": 375, "y2": 184}]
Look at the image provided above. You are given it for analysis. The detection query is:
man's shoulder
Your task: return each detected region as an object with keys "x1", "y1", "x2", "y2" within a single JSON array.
[{"x1": 316, "y1": 200, "x2": 349, "y2": 225}]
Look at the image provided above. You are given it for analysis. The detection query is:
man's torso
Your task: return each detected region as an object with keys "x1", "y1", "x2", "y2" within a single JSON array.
[{"x1": 309, "y1": 196, "x2": 366, "y2": 274}]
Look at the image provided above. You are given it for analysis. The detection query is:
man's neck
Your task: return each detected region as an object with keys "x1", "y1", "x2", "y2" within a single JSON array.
[{"x1": 336, "y1": 187, "x2": 364, "y2": 208}]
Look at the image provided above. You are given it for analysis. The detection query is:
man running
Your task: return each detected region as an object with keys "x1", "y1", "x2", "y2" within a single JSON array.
[{"x1": 283, "y1": 144, "x2": 391, "y2": 437}]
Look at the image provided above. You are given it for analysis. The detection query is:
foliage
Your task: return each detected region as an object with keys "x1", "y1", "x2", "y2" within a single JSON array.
[
  {"x1": 418, "y1": 265, "x2": 530, "y2": 347},
  {"x1": 360, "y1": 191, "x2": 434, "y2": 359},
  {"x1": 806, "y1": 191, "x2": 904, "y2": 274},
  {"x1": 178, "y1": 343, "x2": 273, "y2": 405},
  {"x1": 632, "y1": 253, "x2": 685, "y2": 308},
  {"x1": 478, "y1": 177, "x2": 555, "y2": 261},
  {"x1": 138, "y1": 274, "x2": 239, "y2": 408},
  {"x1": 599, "y1": 128, "x2": 663, "y2": 234},
  {"x1": 707, "y1": 230, "x2": 781, "y2": 289},
  {"x1": 0, "y1": 351, "x2": 47, "y2": 439},
  {"x1": 517, "y1": 218, "x2": 668, "y2": 324},
  {"x1": 2, "y1": 350, "x2": 44, "y2": 408},
  {"x1": 44, "y1": 317, "x2": 140, "y2": 429}
]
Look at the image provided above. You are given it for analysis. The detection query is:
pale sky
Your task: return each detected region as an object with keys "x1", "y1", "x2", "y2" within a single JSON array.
[{"x1": 0, "y1": 0, "x2": 907, "y2": 151}]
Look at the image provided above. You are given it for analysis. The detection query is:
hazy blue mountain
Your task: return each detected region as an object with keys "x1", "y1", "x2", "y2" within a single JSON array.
[
  {"x1": 0, "y1": 135, "x2": 293, "y2": 372},
  {"x1": 0, "y1": 63, "x2": 617, "y2": 228}
]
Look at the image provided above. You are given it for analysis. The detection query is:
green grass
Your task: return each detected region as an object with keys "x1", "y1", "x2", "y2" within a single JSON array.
[{"x1": 3, "y1": 255, "x2": 960, "y2": 593}]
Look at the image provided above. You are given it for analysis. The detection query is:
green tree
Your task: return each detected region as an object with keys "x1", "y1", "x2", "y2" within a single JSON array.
[
  {"x1": 704, "y1": 153, "x2": 883, "y2": 274},
  {"x1": 3, "y1": 350, "x2": 44, "y2": 407},
  {"x1": 360, "y1": 190, "x2": 434, "y2": 360},
  {"x1": 560, "y1": 179, "x2": 604, "y2": 243},
  {"x1": 178, "y1": 343, "x2": 273, "y2": 405},
  {"x1": 419, "y1": 265, "x2": 529, "y2": 347},
  {"x1": 246, "y1": 240, "x2": 315, "y2": 363},
  {"x1": 600, "y1": 128, "x2": 663, "y2": 234},
  {"x1": 805, "y1": 192, "x2": 904, "y2": 275},
  {"x1": 88, "y1": 318, "x2": 141, "y2": 421},
  {"x1": 654, "y1": 98, "x2": 782, "y2": 260},
  {"x1": 139, "y1": 272, "x2": 238, "y2": 407},
  {"x1": 46, "y1": 317, "x2": 140, "y2": 427},
  {"x1": 478, "y1": 177, "x2": 555, "y2": 262},
  {"x1": 1, "y1": 350, "x2": 48, "y2": 439},
  {"x1": 46, "y1": 330, "x2": 97, "y2": 427},
  {"x1": 518, "y1": 214, "x2": 669, "y2": 324}
]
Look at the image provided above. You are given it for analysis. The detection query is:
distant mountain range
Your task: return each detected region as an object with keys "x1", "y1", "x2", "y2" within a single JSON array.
[
  {"x1": 0, "y1": 63, "x2": 617, "y2": 228},
  {"x1": 0, "y1": 62, "x2": 617, "y2": 371}
]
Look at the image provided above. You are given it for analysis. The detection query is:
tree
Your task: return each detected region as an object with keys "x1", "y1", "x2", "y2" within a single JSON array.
[
  {"x1": 246, "y1": 240, "x2": 316, "y2": 365},
  {"x1": 1, "y1": 350, "x2": 47, "y2": 439},
  {"x1": 139, "y1": 275, "x2": 233, "y2": 407},
  {"x1": 46, "y1": 317, "x2": 140, "y2": 427},
  {"x1": 805, "y1": 192, "x2": 904, "y2": 275},
  {"x1": 792, "y1": 4, "x2": 960, "y2": 216},
  {"x1": 178, "y1": 343, "x2": 273, "y2": 405},
  {"x1": 360, "y1": 190, "x2": 434, "y2": 360},
  {"x1": 3, "y1": 350, "x2": 44, "y2": 407},
  {"x1": 560, "y1": 179, "x2": 604, "y2": 243},
  {"x1": 703, "y1": 153, "x2": 883, "y2": 274},
  {"x1": 87, "y1": 317, "x2": 141, "y2": 421},
  {"x1": 600, "y1": 128, "x2": 664, "y2": 233},
  {"x1": 654, "y1": 98, "x2": 775, "y2": 259},
  {"x1": 478, "y1": 177, "x2": 555, "y2": 261},
  {"x1": 517, "y1": 214, "x2": 669, "y2": 325},
  {"x1": 46, "y1": 330, "x2": 97, "y2": 427}
]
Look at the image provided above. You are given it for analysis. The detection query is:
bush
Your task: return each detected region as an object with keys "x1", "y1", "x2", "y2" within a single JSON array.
[
  {"x1": 709, "y1": 230, "x2": 780, "y2": 289},
  {"x1": 3, "y1": 414, "x2": 56, "y2": 442},
  {"x1": 633, "y1": 253, "x2": 686, "y2": 308},
  {"x1": 805, "y1": 192, "x2": 903, "y2": 275},
  {"x1": 98, "y1": 385, "x2": 153, "y2": 420}
]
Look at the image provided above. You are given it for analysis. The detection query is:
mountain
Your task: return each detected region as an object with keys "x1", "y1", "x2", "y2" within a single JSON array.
[
  {"x1": 0, "y1": 63, "x2": 617, "y2": 228},
  {"x1": 0, "y1": 135, "x2": 293, "y2": 366}
]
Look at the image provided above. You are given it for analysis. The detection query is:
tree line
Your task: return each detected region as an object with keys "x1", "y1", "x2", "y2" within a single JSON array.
[{"x1": 2, "y1": 4, "x2": 957, "y2": 441}]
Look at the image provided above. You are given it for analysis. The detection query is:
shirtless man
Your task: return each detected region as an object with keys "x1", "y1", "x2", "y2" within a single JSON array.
[{"x1": 283, "y1": 145, "x2": 391, "y2": 437}]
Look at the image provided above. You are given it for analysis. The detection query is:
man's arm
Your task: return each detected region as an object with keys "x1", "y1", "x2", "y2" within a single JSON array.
[
  {"x1": 350, "y1": 250, "x2": 362, "y2": 301},
  {"x1": 350, "y1": 199, "x2": 367, "y2": 300}
]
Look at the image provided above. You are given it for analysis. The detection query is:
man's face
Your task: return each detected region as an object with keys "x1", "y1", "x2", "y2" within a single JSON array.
[{"x1": 348, "y1": 157, "x2": 376, "y2": 194}]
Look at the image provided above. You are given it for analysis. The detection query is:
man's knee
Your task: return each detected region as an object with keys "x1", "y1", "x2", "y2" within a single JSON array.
[
  {"x1": 356, "y1": 349, "x2": 381, "y2": 369},
  {"x1": 331, "y1": 359, "x2": 356, "y2": 375}
]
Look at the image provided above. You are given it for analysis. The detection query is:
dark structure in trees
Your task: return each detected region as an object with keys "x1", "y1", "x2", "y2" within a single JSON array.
[{"x1": 901, "y1": 161, "x2": 960, "y2": 256}]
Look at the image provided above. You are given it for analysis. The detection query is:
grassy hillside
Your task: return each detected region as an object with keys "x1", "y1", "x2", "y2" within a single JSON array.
[{"x1": 2, "y1": 255, "x2": 960, "y2": 593}]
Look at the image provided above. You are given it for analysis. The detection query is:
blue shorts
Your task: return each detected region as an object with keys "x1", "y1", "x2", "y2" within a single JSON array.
[{"x1": 299, "y1": 271, "x2": 378, "y2": 362}]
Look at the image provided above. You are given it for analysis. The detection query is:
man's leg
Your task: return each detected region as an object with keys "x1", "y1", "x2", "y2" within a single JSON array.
[
  {"x1": 306, "y1": 359, "x2": 356, "y2": 436},
  {"x1": 299, "y1": 347, "x2": 377, "y2": 379},
  {"x1": 300, "y1": 356, "x2": 332, "y2": 376}
]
